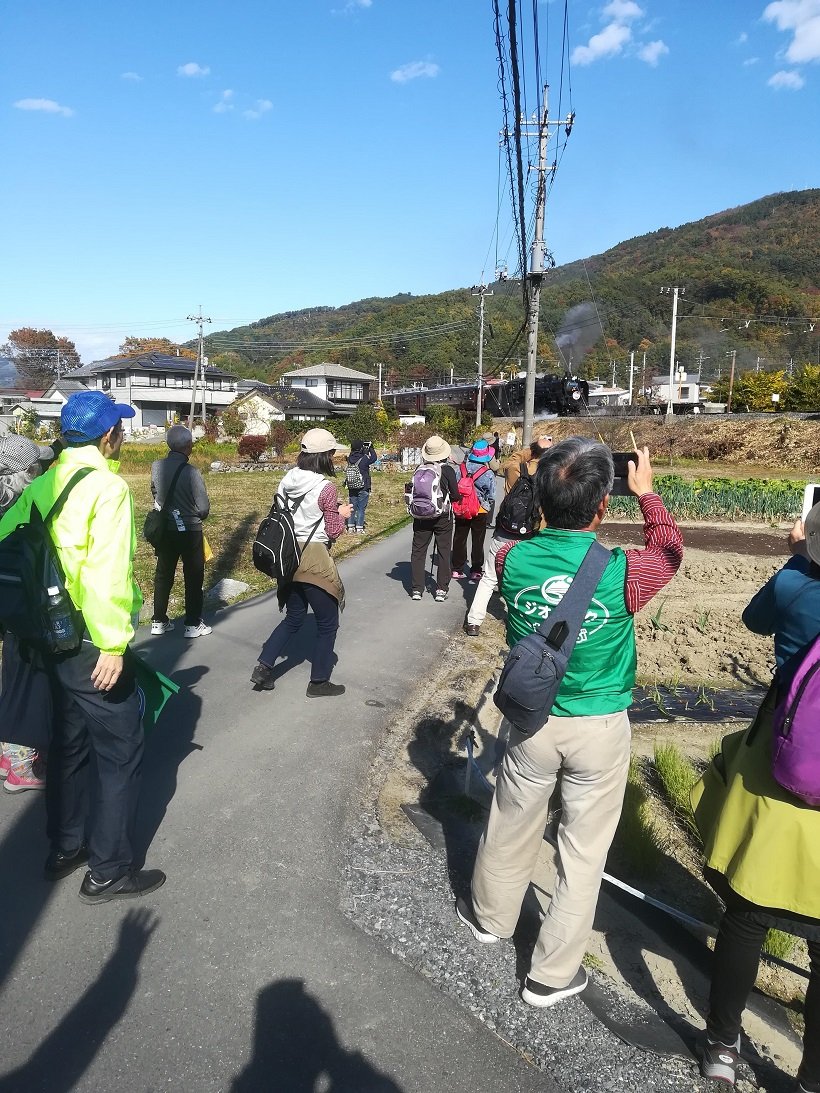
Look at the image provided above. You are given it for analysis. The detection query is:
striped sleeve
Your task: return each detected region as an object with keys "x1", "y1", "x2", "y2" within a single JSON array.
[
  {"x1": 624, "y1": 493, "x2": 683, "y2": 614},
  {"x1": 495, "y1": 538, "x2": 518, "y2": 582},
  {"x1": 318, "y1": 482, "x2": 346, "y2": 542}
]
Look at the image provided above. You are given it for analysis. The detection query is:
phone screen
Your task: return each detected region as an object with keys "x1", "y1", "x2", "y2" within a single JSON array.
[{"x1": 803, "y1": 485, "x2": 820, "y2": 520}]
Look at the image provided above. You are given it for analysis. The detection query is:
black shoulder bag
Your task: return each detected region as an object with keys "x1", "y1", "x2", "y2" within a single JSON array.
[
  {"x1": 493, "y1": 540, "x2": 612, "y2": 734},
  {"x1": 144, "y1": 462, "x2": 186, "y2": 549}
]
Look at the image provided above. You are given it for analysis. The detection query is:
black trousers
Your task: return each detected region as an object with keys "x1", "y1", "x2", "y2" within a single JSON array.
[
  {"x1": 410, "y1": 515, "x2": 453, "y2": 594},
  {"x1": 260, "y1": 583, "x2": 340, "y2": 683},
  {"x1": 452, "y1": 513, "x2": 490, "y2": 573},
  {"x1": 707, "y1": 907, "x2": 820, "y2": 1087},
  {"x1": 46, "y1": 642, "x2": 144, "y2": 882},
  {"x1": 153, "y1": 527, "x2": 204, "y2": 625}
]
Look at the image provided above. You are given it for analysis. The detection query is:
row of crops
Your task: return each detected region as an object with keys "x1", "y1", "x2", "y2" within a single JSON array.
[{"x1": 607, "y1": 476, "x2": 804, "y2": 521}]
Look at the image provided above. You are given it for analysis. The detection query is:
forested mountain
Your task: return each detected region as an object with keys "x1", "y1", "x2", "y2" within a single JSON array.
[{"x1": 203, "y1": 189, "x2": 820, "y2": 388}]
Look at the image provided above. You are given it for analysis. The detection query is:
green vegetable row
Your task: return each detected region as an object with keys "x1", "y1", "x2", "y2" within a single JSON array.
[{"x1": 607, "y1": 476, "x2": 804, "y2": 521}]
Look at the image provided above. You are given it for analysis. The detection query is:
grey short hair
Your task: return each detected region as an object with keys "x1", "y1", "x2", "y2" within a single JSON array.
[
  {"x1": 167, "y1": 425, "x2": 193, "y2": 452},
  {"x1": 535, "y1": 437, "x2": 615, "y2": 529},
  {"x1": 0, "y1": 465, "x2": 41, "y2": 517}
]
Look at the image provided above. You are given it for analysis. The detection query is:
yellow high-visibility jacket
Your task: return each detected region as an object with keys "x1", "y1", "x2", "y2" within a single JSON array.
[{"x1": 0, "y1": 444, "x2": 142, "y2": 655}]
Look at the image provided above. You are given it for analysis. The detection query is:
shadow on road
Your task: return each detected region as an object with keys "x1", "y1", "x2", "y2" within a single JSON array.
[
  {"x1": 231, "y1": 978, "x2": 403, "y2": 1092},
  {"x1": 0, "y1": 909, "x2": 158, "y2": 1093}
]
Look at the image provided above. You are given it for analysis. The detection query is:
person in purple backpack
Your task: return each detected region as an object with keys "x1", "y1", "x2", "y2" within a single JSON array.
[
  {"x1": 691, "y1": 508, "x2": 820, "y2": 1091},
  {"x1": 407, "y1": 436, "x2": 459, "y2": 602}
]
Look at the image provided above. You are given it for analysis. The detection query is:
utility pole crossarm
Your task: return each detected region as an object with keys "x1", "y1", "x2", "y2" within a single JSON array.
[{"x1": 186, "y1": 307, "x2": 212, "y2": 429}]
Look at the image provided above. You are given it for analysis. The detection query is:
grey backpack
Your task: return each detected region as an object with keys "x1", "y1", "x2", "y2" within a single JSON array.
[{"x1": 493, "y1": 541, "x2": 611, "y2": 734}]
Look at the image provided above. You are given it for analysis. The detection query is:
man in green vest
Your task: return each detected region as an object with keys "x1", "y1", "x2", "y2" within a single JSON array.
[{"x1": 456, "y1": 436, "x2": 682, "y2": 1008}]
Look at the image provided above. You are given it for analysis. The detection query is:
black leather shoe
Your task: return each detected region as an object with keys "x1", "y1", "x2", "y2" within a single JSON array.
[
  {"x1": 306, "y1": 680, "x2": 345, "y2": 698},
  {"x1": 44, "y1": 844, "x2": 89, "y2": 881},
  {"x1": 78, "y1": 868, "x2": 166, "y2": 905},
  {"x1": 250, "y1": 662, "x2": 275, "y2": 690}
]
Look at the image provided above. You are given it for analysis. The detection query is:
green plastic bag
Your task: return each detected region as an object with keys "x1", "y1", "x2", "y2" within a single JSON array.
[{"x1": 127, "y1": 649, "x2": 179, "y2": 733}]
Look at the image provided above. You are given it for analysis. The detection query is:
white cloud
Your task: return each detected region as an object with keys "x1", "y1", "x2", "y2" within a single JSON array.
[
  {"x1": 243, "y1": 99, "x2": 273, "y2": 119},
  {"x1": 638, "y1": 39, "x2": 669, "y2": 65},
  {"x1": 743, "y1": 55, "x2": 760, "y2": 64},
  {"x1": 602, "y1": 0, "x2": 643, "y2": 19},
  {"x1": 177, "y1": 62, "x2": 210, "y2": 78},
  {"x1": 121, "y1": 71, "x2": 142, "y2": 82},
  {"x1": 763, "y1": 0, "x2": 820, "y2": 63},
  {"x1": 737, "y1": 31, "x2": 749, "y2": 43},
  {"x1": 390, "y1": 60, "x2": 440, "y2": 83},
  {"x1": 213, "y1": 89, "x2": 235, "y2": 114},
  {"x1": 13, "y1": 98, "x2": 74, "y2": 117},
  {"x1": 572, "y1": 22, "x2": 632, "y2": 65},
  {"x1": 768, "y1": 67, "x2": 806, "y2": 86}
]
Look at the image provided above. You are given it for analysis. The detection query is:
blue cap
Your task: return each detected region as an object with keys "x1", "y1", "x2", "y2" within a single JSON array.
[
  {"x1": 468, "y1": 439, "x2": 493, "y2": 463},
  {"x1": 61, "y1": 390, "x2": 135, "y2": 443}
]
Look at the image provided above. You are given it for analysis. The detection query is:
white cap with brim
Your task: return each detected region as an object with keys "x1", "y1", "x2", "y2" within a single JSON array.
[{"x1": 301, "y1": 427, "x2": 345, "y2": 454}]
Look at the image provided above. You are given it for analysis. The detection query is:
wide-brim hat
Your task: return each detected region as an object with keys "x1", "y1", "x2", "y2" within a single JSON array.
[
  {"x1": 61, "y1": 390, "x2": 135, "y2": 443},
  {"x1": 804, "y1": 502, "x2": 820, "y2": 566},
  {"x1": 0, "y1": 434, "x2": 41, "y2": 474},
  {"x1": 301, "y1": 427, "x2": 343, "y2": 454},
  {"x1": 421, "y1": 435, "x2": 451, "y2": 462},
  {"x1": 468, "y1": 440, "x2": 493, "y2": 463}
]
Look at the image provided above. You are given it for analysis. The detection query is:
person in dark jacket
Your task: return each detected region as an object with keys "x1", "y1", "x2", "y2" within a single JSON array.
[
  {"x1": 150, "y1": 425, "x2": 211, "y2": 638},
  {"x1": 345, "y1": 439, "x2": 378, "y2": 533}
]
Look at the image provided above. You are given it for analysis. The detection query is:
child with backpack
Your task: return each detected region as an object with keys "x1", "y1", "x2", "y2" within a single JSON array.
[
  {"x1": 344, "y1": 439, "x2": 378, "y2": 533},
  {"x1": 451, "y1": 439, "x2": 496, "y2": 582},
  {"x1": 690, "y1": 510, "x2": 820, "y2": 1090},
  {"x1": 464, "y1": 436, "x2": 551, "y2": 636},
  {"x1": 406, "y1": 435, "x2": 460, "y2": 601}
]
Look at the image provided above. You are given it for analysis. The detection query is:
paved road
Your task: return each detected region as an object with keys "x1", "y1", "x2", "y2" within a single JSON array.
[{"x1": 0, "y1": 526, "x2": 558, "y2": 1093}]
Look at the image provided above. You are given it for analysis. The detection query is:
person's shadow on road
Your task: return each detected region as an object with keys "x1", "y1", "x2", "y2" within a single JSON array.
[{"x1": 231, "y1": 978, "x2": 403, "y2": 1092}]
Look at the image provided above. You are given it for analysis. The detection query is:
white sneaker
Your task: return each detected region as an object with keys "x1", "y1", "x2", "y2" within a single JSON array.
[
  {"x1": 184, "y1": 621, "x2": 212, "y2": 638},
  {"x1": 151, "y1": 621, "x2": 174, "y2": 635}
]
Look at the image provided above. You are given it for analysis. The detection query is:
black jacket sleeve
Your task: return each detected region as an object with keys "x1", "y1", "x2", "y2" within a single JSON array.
[{"x1": 441, "y1": 463, "x2": 460, "y2": 503}]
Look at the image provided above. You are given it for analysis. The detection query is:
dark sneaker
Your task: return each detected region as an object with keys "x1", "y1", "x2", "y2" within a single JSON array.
[
  {"x1": 465, "y1": 623, "x2": 480, "y2": 636},
  {"x1": 306, "y1": 681, "x2": 346, "y2": 698},
  {"x1": 699, "y1": 1034, "x2": 740, "y2": 1085},
  {"x1": 79, "y1": 869, "x2": 166, "y2": 905},
  {"x1": 45, "y1": 844, "x2": 89, "y2": 881},
  {"x1": 522, "y1": 967, "x2": 588, "y2": 1008},
  {"x1": 455, "y1": 895, "x2": 501, "y2": 944},
  {"x1": 250, "y1": 662, "x2": 275, "y2": 690},
  {"x1": 469, "y1": 570, "x2": 482, "y2": 583}
]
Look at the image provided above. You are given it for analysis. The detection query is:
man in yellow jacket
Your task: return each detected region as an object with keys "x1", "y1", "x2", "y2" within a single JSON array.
[{"x1": 0, "y1": 390, "x2": 165, "y2": 903}]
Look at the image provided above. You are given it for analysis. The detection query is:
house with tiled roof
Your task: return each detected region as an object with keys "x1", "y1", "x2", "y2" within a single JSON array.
[
  {"x1": 280, "y1": 363, "x2": 375, "y2": 413},
  {"x1": 230, "y1": 383, "x2": 337, "y2": 432}
]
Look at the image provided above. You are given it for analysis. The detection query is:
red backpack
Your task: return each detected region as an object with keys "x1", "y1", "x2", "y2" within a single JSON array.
[{"x1": 452, "y1": 463, "x2": 489, "y2": 520}]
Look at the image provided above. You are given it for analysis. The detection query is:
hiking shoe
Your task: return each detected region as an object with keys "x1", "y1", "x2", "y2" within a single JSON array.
[
  {"x1": 451, "y1": 570, "x2": 465, "y2": 579},
  {"x1": 250, "y1": 662, "x2": 275, "y2": 690},
  {"x1": 79, "y1": 868, "x2": 166, "y2": 905},
  {"x1": 306, "y1": 681, "x2": 346, "y2": 698},
  {"x1": 455, "y1": 895, "x2": 501, "y2": 944},
  {"x1": 699, "y1": 1034, "x2": 741, "y2": 1085},
  {"x1": 184, "y1": 621, "x2": 212, "y2": 638},
  {"x1": 465, "y1": 623, "x2": 480, "y2": 637},
  {"x1": 435, "y1": 589, "x2": 448, "y2": 602},
  {"x1": 469, "y1": 570, "x2": 482, "y2": 583},
  {"x1": 150, "y1": 620, "x2": 174, "y2": 635},
  {"x1": 522, "y1": 967, "x2": 588, "y2": 1008},
  {"x1": 0, "y1": 753, "x2": 10, "y2": 780},
  {"x1": 411, "y1": 591, "x2": 422, "y2": 601},
  {"x1": 45, "y1": 844, "x2": 89, "y2": 881},
  {"x1": 4, "y1": 759, "x2": 46, "y2": 793}
]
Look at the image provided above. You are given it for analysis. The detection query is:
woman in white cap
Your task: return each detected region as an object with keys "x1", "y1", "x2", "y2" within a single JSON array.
[
  {"x1": 0, "y1": 435, "x2": 50, "y2": 791},
  {"x1": 251, "y1": 428, "x2": 353, "y2": 698},
  {"x1": 407, "y1": 434, "x2": 460, "y2": 601}
]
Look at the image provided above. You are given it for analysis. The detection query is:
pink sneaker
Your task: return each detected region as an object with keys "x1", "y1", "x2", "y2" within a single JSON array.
[
  {"x1": 4, "y1": 758, "x2": 46, "y2": 793},
  {"x1": 0, "y1": 753, "x2": 11, "y2": 780}
]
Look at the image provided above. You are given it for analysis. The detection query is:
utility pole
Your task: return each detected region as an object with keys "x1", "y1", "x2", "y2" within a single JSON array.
[
  {"x1": 201, "y1": 355, "x2": 209, "y2": 425},
  {"x1": 727, "y1": 349, "x2": 737, "y2": 413},
  {"x1": 628, "y1": 350, "x2": 635, "y2": 406},
  {"x1": 661, "y1": 286, "x2": 684, "y2": 417},
  {"x1": 377, "y1": 362, "x2": 383, "y2": 402},
  {"x1": 519, "y1": 85, "x2": 574, "y2": 445},
  {"x1": 187, "y1": 307, "x2": 211, "y2": 429},
  {"x1": 694, "y1": 348, "x2": 709, "y2": 383},
  {"x1": 471, "y1": 284, "x2": 493, "y2": 427}
]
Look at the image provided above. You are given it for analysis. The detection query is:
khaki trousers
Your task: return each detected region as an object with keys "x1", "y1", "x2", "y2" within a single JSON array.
[{"x1": 472, "y1": 711, "x2": 631, "y2": 987}]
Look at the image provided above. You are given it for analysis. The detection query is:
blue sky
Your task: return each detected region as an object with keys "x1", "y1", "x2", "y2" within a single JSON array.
[{"x1": 2, "y1": 0, "x2": 818, "y2": 365}]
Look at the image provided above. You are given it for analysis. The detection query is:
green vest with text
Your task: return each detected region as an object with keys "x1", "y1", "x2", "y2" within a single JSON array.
[{"x1": 501, "y1": 529, "x2": 636, "y2": 717}]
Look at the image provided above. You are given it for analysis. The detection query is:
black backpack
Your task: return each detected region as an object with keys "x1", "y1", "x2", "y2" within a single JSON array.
[
  {"x1": 252, "y1": 492, "x2": 322, "y2": 584},
  {"x1": 496, "y1": 462, "x2": 541, "y2": 538},
  {"x1": 0, "y1": 468, "x2": 93, "y2": 653}
]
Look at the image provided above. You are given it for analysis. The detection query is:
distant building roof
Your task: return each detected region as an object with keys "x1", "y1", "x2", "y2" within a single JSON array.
[
  {"x1": 67, "y1": 352, "x2": 237, "y2": 381},
  {"x1": 281, "y1": 363, "x2": 376, "y2": 382},
  {"x1": 236, "y1": 383, "x2": 336, "y2": 413}
]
